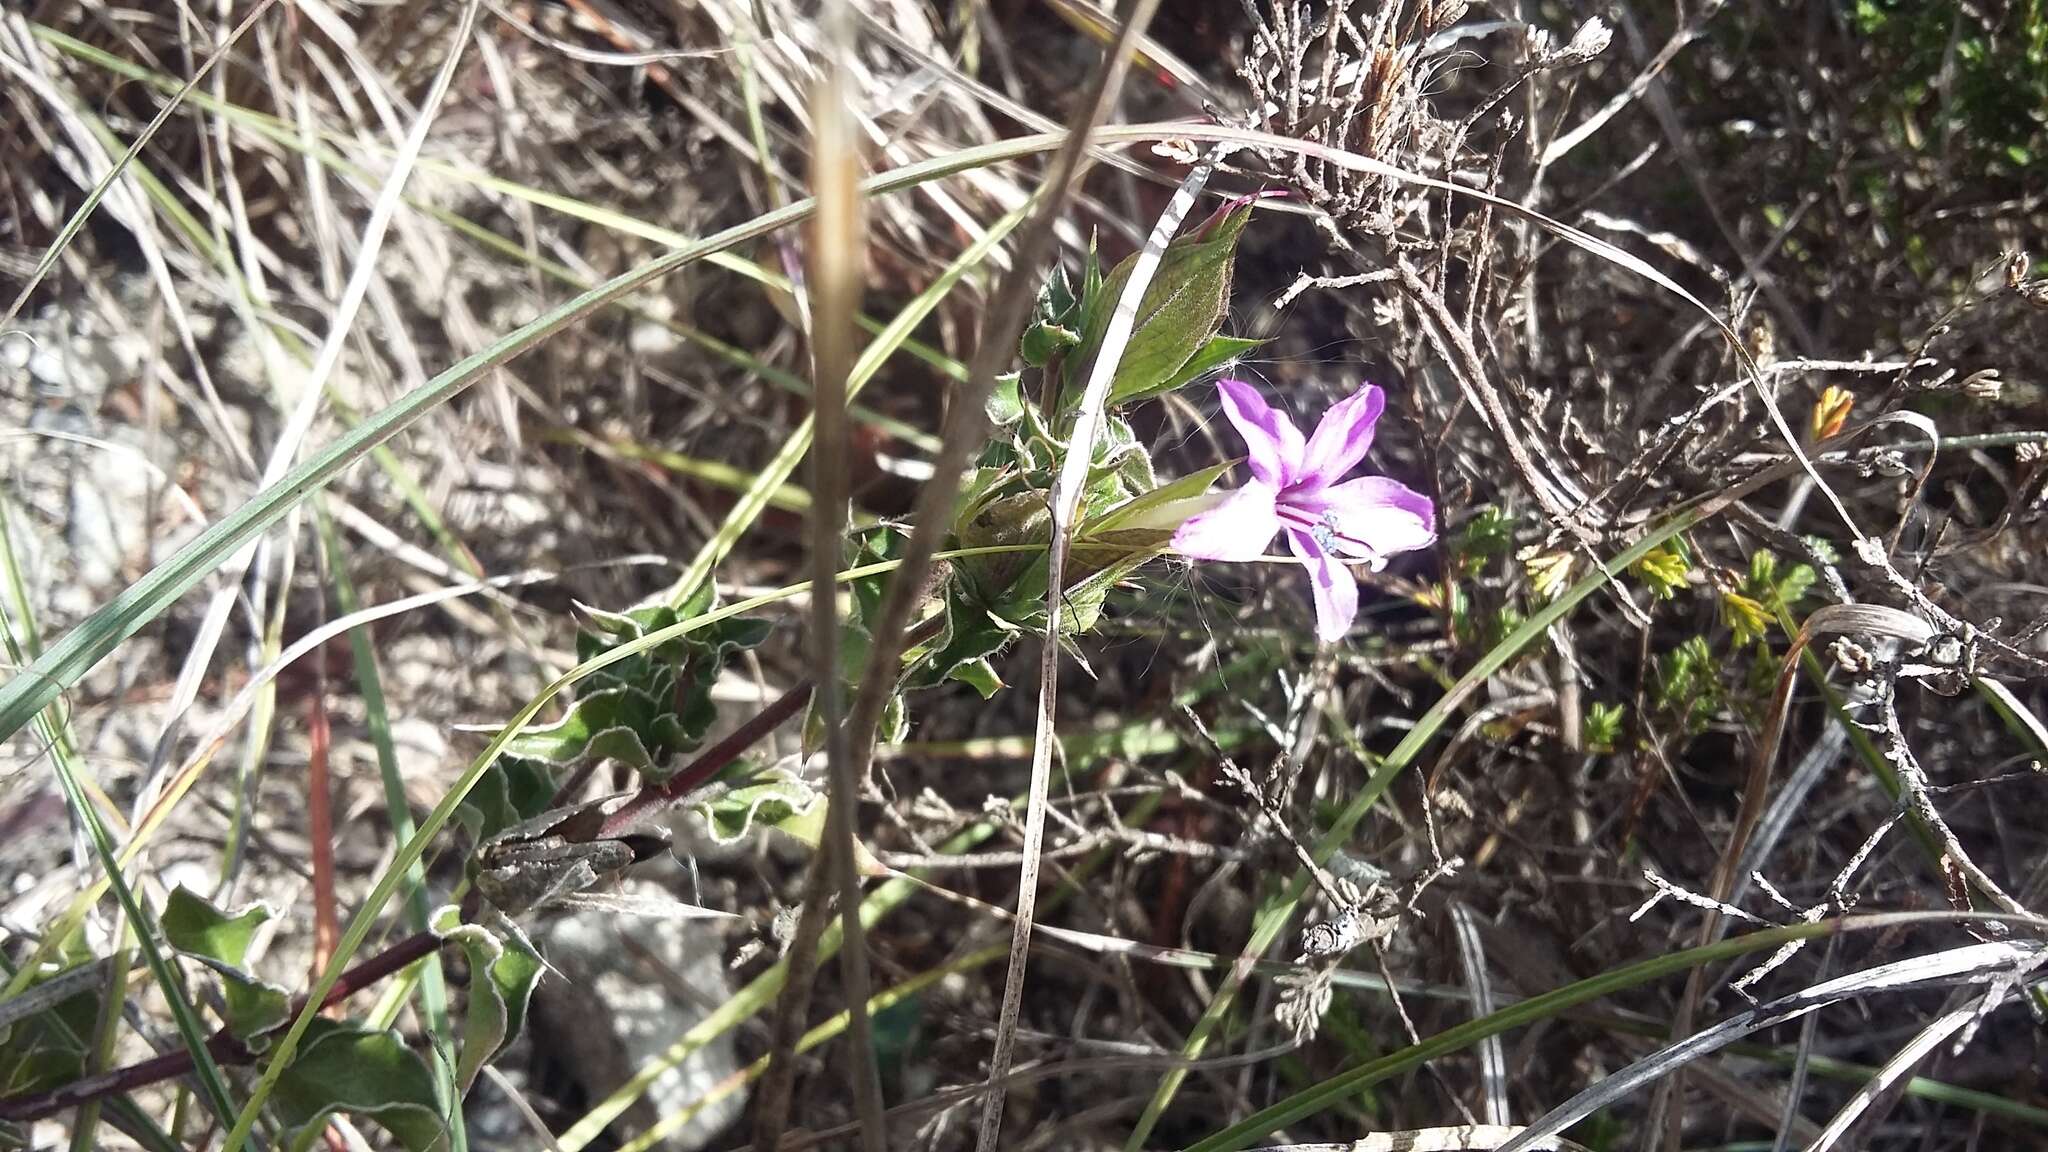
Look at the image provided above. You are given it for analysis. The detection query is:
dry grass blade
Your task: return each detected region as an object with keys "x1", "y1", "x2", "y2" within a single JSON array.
[
  {"x1": 1450, "y1": 904, "x2": 1509, "y2": 1127},
  {"x1": 1254, "y1": 1128, "x2": 1586, "y2": 1152},
  {"x1": 753, "y1": 2, "x2": 889, "y2": 1147},
  {"x1": 0, "y1": 0, "x2": 280, "y2": 331},
  {"x1": 130, "y1": 0, "x2": 486, "y2": 824},
  {"x1": 977, "y1": 132, "x2": 1216, "y2": 1152},
  {"x1": 1495, "y1": 940, "x2": 2048, "y2": 1152},
  {"x1": 1801, "y1": 999, "x2": 1982, "y2": 1151}
]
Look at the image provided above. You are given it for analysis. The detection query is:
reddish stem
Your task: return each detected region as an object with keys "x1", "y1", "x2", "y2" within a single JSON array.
[
  {"x1": 597, "y1": 681, "x2": 813, "y2": 838},
  {"x1": 307, "y1": 693, "x2": 340, "y2": 988}
]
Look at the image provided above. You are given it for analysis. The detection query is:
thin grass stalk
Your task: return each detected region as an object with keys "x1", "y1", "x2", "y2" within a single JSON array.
[
  {"x1": 624, "y1": 786, "x2": 1165, "y2": 1152},
  {"x1": 780, "y1": 4, "x2": 891, "y2": 1144},
  {"x1": 558, "y1": 804, "x2": 1010, "y2": 1150},
  {"x1": 983, "y1": 112, "x2": 1202, "y2": 1152},
  {"x1": 315, "y1": 507, "x2": 465, "y2": 1149},
  {"x1": 0, "y1": 0, "x2": 281, "y2": 330}
]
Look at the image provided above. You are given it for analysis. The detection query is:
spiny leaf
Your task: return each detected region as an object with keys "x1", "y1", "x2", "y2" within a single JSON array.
[
  {"x1": 453, "y1": 756, "x2": 556, "y2": 845},
  {"x1": 495, "y1": 589, "x2": 771, "y2": 785},
  {"x1": 904, "y1": 599, "x2": 1016, "y2": 693}
]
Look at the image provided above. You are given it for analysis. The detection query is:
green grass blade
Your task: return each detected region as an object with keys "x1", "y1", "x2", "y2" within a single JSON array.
[
  {"x1": 315, "y1": 508, "x2": 465, "y2": 1148},
  {"x1": 47, "y1": 757, "x2": 243, "y2": 1131}
]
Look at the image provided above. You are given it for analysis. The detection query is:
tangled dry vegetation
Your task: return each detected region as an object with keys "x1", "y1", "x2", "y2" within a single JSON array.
[{"x1": 2, "y1": 1, "x2": 2046, "y2": 1151}]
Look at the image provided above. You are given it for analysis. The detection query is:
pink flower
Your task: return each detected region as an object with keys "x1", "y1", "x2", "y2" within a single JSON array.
[{"x1": 1171, "y1": 380, "x2": 1436, "y2": 643}]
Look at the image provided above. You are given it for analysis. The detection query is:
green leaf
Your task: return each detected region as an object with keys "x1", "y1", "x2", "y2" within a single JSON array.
[
  {"x1": 160, "y1": 887, "x2": 267, "y2": 966},
  {"x1": 500, "y1": 679, "x2": 686, "y2": 775},
  {"x1": 1112, "y1": 334, "x2": 1267, "y2": 406},
  {"x1": 985, "y1": 371, "x2": 1026, "y2": 427},
  {"x1": 0, "y1": 940, "x2": 100, "y2": 1095},
  {"x1": 808, "y1": 525, "x2": 917, "y2": 750},
  {"x1": 160, "y1": 888, "x2": 291, "y2": 1046},
  {"x1": 453, "y1": 756, "x2": 556, "y2": 845},
  {"x1": 1066, "y1": 199, "x2": 1255, "y2": 412},
  {"x1": 1079, "y1": 462, "x2": 1229, "y2": 538},
  {"x1": 952, "y1": 492, "x2": 1052, "y2": 605},
  {"x1": 1584, "y1": 701, "x2": 1626, "y2": 754},
  {"x1": 1775, "y1": 562, "x2": 1817, "y2": 609},
  {"x1": 694, "y1": 762, "x2": 821, "y2": 845},
  {"x1": 1020, "y1": 322, "x2": 1080, "y2": 368},
  {"x1": 432, "y1": 909, "x2": 545, "y2": 1093},
  {"x1": 272, "y1": 1019, "x2": 445, "y2": 1152},
  {"x1": 500, "y1": 585, "x2": 772, "y2": 784},
  {"x1": 1035, "y1": 257, "x2": 1080, "y2": 326},
  {"x1": 949, "y1": 658, "x2": 1003, "y2": 698},
  {"x1": 905, "y1": 599, "x2": 1016, "y2": 692}
]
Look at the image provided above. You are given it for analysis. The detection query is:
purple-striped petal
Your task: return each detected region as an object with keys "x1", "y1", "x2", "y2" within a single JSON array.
[
  {"x1": 1297, "y1": 383, "x2": 1385, "y2": 489},
  {"x1": 1170, "y1": 480, "x2": 1281, "y2": 562},
  {"x1": 1292, "y1": 476, "x2": 1436, "y2": 567},
  {"x1": 1285, "y1": 527, "x2": 1359, "y2": 643},
  {"x1": 1215, "y1": 379, "x2": 1305, "y2": 487}
]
